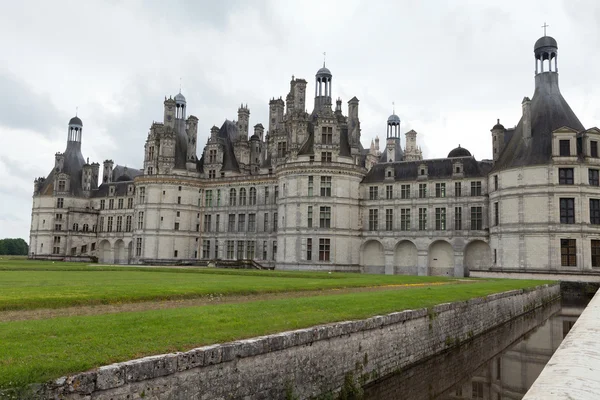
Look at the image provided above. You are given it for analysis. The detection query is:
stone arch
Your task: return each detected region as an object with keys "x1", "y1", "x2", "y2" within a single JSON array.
[
  {"x1": 114, "y1": 239, "x2": 125, "y2": 264},
  {"x1": 464, "y1": 240, "x2": 492, "y2": 277},
  {"x1": 394, "y1": 240, "x2": 418, "y2": 275},
  {"x1": 361, "y1": 240, "x2": 385, "y2": 274},
  {"x1": 99, "y1": 240, "x2": 113, "y2": 264},
  {"x1": 428, "y1": 240, "x2": 454, "y2": 276}
]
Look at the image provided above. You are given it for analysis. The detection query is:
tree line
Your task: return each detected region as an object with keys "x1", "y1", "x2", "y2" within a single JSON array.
[{"x1": 0, "y1": 238, "x2": 29, "y2": 255}]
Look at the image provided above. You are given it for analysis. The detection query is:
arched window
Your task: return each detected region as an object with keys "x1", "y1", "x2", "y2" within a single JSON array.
[
  {"x1": 239, "y1": 188, "x2": 247, "y2": 206},
  {"x1": 229, "y1": 188, "x2": 236, "y2": 206},
  {"x1": 72, "y1": 223, "x2": 79, "y2": 231},
  {"x1": 249, "y1": 187, "x2": 257, "y2": 205}
]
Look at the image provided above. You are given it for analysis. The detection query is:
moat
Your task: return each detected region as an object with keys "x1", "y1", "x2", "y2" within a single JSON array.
[{"x1": 364, "y1": 297, "x2": 588, "y2": 400}]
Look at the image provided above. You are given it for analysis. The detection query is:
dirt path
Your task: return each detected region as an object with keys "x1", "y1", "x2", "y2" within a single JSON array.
[{"x1": 0, "y1": 282, "x2": 456, "y2": 322}]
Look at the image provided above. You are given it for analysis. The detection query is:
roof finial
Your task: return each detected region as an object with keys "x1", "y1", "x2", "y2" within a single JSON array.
[
  {"x1": 392, "y1": 101, "x2": 395, "y2": 114},
  {"x1": 542, "y1": 22, "x2": 549, "y2": 36},
  {"x1": 179, "y1": 77, "x2": 182, "y2": 93},
  {"x1": 323, "y1": 51, "x2": 326, "y2": 67},
  {"x1": 75, "y1": 106, "x2": 78, "y2": 117}
]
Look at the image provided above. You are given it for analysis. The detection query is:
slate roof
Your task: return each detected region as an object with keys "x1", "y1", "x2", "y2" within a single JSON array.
[
  {"x1": 378, "y1": 138, "x2": 404, "y2": 162},
  {"x1": 39, "y1": 141, "x2": 86, "y2": 196},
  {"x1": 218, "y1": 120, "x2": 240, "y2": 172}
]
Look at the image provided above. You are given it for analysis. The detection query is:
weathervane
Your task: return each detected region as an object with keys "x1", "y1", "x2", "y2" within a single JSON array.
[{"x1": 542, "y1": 22, "x2": 549, "y2": 36}]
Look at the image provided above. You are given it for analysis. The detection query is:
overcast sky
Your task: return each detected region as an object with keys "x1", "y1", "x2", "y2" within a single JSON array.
[{"x1": 1, "y1": 0, "x2": 599, "y2": 241}]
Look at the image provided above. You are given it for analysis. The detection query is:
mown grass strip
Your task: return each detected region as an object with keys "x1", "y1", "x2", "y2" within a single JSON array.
[{"x1": 0, "y1": 279, "x2": 552, "y2": 390}]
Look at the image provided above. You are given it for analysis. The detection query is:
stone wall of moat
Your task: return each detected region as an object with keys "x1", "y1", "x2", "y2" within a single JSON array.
[{"x1": 34, "y1": 283, "x2": 559, "y2": 400}]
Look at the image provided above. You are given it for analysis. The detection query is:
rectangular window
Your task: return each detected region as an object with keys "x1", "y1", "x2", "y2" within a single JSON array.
[
  {"x1": 249, "y1": 187, "x2": 257, "y2": 205},
  {"x1": 215, "y1": 241, "x2": 219, "y2": 259},
  {"x1": 57, "y1": 198, "x2": 64, "y2": 208},
  {"x1": 435, "y1": 207, "x2": 446, "y2": 230},
  {"x1": 418, "y1": 184, "x2": 427, "y2": 198},
  {"x1": 264, "y1": 186, "x2": 271, "y2": 204},
  {"x1": 455, "y1": 182, "x2": 462, "y2": 197},
  {"x1": 263, "y1": 240, "x2": 267, "y2": 260},
  {"x1": 320, "y1": 206, "x2": 331, "y2": 228},
  {"x1": 369, "y1": 209, "x2": 378, "y2": 231},
  {"x1": 246, "y1": 241, "x2": 255, "y2": 259},
  {"x1": 386, "y1": 185, "x2": 393, "y2": 199},
  {"x1": 215, "y1": 214, "x2": 220, "y2": 232},
  {"x1": 54, "y1": 224, "x2": 62, "y2": 231},
  {"x1": 117, "y1": 198, "x2": 123, "y2": 209},
  {"x1": 99, "y1": 217, "x2": 104, "y2": 232},
  {"x1": 494, "y1": 175, "x2": 498, "y2": 191},
  {"x1": 590, "y1": 169, "x2": 599, "y2": 186},
  {"x1": 560, "y1": 239, "x2": 576, "y2": 266},
  {"x1": 494, "y1": 202, "x2": 499, "y2": 226},
  {"x1": 321, "y1": 176, "x2": 332, "y2": 197},
  {"x1": 319, "y1": 238, "x2": 330, "y2": 261},
  {"x1": 321, "y1": 152, "x2": 332, "y2": 163},
  {"x1": 435, "y1": 183, "x2": 446, "y2": 198},
  {"x1": 53, "y1": 236, "x2": 61, "y2": 244},
  {"x1": 239, "y1": 189, "x2": 247, "y2": 206},
  {"x1": 308, "y1": 206, "x2": 313, "y2": 228},
  {"x1": 203, "y1": 214, "x2": 212, "y2": 232},
  {"x1": 55, "y1": 213, "x2": 63, "y2": 220},
  {"x1": 418, "y1": 208, "x2": 427, "y2": 230},
  {"x1": 559, "y1": 168, "x2": 574, "y2": 185},
  {"x1": 470, "y1": 181, "x2": 482, "y2": 196},
  {"x1": 369, "y1": 186, "x2": 379, "y2": 200},
  {"x1": 237, "y1": 240, "x2": 245, "y2": 259},
  {"x1": 307, "y1": 238, "x2": 312, "y2": 261},
  {"x1": 208, "y1": 170, "x2": 216, "y2": 179},
  {"x1": 277, "y1": 141, "x2": 287, "y2": 158},
  {"x1": 58, "y1": 180, "x2": 66, "y2": 191},
  {"x1": 226, "y1": 240, "x2": 235, "y2": 259},
  {"x1": 385, "y1": 209, "x2": 393, "y2": 231},
  {"x1": 248, "y1": 213, "x2": 256, "y2": 232},
  {"x1": 400, "y1": 184, "x2": 410, "y2": 199},
  {"x1": 228, "y1": 214, "x2": 236, "y2": 232},
  {"x1": 559, "y1": 139, "x2": 571, "y2": 156},
  {"x1": 274, "y1": 185, "x2": 279, "y2": 201},
  {"x1": 217, "y1": 189, "x2": 221, "y2": 206},
  {"x1": 174, "y1": 222, "x2": 179, "y2": 231},
  {"x1": 592, "y1": 141, "x2": 599, "y2": 158},
  {"x1": 264, "y1": 213, "x2": 269, "y2": 231},
  {"x1": 272, "y1": 241, "x2": 277, "y2": 261},
  {"x1": 472, "y1": 382, "x2": 483, "y2": 399},
  {"x1": 455, "y1": 207, "x2": 462, "y2": 230},
  {"x1": 238, "y1": 214, "x2": 246, "y2": 232},
  {"x1": 138, "y1": 187, "x2": 145, "y2": 204},
  {"x1": 125, "y1": 215, "x2": 132, "y2": 232},
  {"x1": 205, "y1": 190, "x2": 213, "y2": 207},
  {"x1": 470, "y1": 206, "x2": 483, "y2": 230},
  {"x1": 400, "y1": 208, "x2": 410, "y2": 231},
  {"x1": 116, "y1": 216, "x2": 122, "y2": 232},
  {"x1": 321, "y1": 126, "x2": 333, "y2": 144},
  {"x1": 208, "y1": 149, "x2": 217, "y2": 163},
  {"x1": 100, "y1": 199, "x2": 105, "y2": 210},
  {"x1": 107, "y1": 216, "x2": 113, "y2": 232},
  {"x1": 127, "y1": 198, "x2": 133, "y2": 209},
  {"x1": 308, "y1": 176, "x2": 314, "y2": 197},
  {"x1": 135, "y1": 238, "x2": 142, "y2": 256},
  {"x1": 109, "y1": 199, "x2": 114, "y2": 210},
  {"x1": 81, "y1": 245, "x2": 87, "y2": 254},
  {"x1": 590, "y1": 199, "x2": 600, "y2": 224},
  {"x1": 273, "y1": 212, "x2": 278, "y2": 232},
  {"x1": 202, "y1": 240, "x2": 211, "y2": 259},
  {"x1": 560, "y1": 198, "x2": 575, "y2": 224},
  {"x1": 591, "y1": 240, "x2": 600, "y2": 267}
]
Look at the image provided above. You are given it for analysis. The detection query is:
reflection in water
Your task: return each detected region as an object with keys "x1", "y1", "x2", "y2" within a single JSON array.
[{"x1": 364, "y1": 299, "x2": 586, "y2": 400}]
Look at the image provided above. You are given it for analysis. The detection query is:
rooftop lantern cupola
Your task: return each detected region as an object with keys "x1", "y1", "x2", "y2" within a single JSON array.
[
  {"x1": 534, "y1": 23, "x2": 558, "y2": 75},
  {"x1": 174, "y1": 91, "x2": 186, "y2": 120},
  {"x1": 67, "y1": 115, "x2": 83, "y2": 144},
  {"x1": 387, "y1": 103, "x2": 401, "y2": 139},
  {"x1": 314, "y1": 53, "x2": 332, "y2": 112}
]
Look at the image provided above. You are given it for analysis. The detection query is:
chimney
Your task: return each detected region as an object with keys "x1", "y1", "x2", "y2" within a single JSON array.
[{"x1": 522, "y1": 97, "x2": 532, "y2": 141}]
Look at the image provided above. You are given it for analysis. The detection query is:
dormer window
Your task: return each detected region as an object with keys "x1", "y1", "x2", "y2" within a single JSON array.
[
  {"x1": 592, "y1": 141, "x2": 598, "y2": 158},
  {"x1": 559, "y1": 140, "x2": 570, "y2": 156},
  {"x1": 418, "y1": 164, "x2": 428, "y2": 179},
  {"x1": 109, "y1": 186, "x2": 115, "y2": 196}
]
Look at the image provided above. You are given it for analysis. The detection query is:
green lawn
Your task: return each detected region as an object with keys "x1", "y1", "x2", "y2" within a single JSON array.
[
  {"x1": 0, "y1": 259, "x2": 453, "y2": 311},
  {"x1": 0, "y1": 259, "x2": 554, "y2": 391}
]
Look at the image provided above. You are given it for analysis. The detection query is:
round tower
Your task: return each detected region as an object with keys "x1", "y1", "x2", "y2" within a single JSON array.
[{"x1": 490, "y1": 119, "x2": 505, "y2": 161}]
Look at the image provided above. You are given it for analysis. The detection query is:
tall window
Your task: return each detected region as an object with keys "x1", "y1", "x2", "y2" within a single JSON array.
[
  {"x1": 226, "y1": 240, "x2": 235, "y2": 259},
  {"x1": 386, "y1": 185, "x2": 393, "y2": 200},
  {"x1": 229, "y1": 188, "x2": 236, "y2": 206},
  {"x1": 589, "y1": 169, "x2": 599, "y2": 186},
  {"x1": 99, "y1": 217, "x2": 104, "y2": 232},
  {"x1": 321, "y1": 176, "x2": 332, "y2": 197},
  {"x1": 264, "y1": 187, "x2": 270, "y2": 204},
  {"x1": 559, "y1": 140, "x2": 571, "y2": 156},
  {"x1": 202, "y1": 240, "x2": 211, "y2": 259},
  {"x1": 369, "y1": 209, "x2": 378, "y2": 231},
  {"x1": 215, "y1": 214, "x2": 220, "y2": 232},
  {"x1": 135, "y1": 238, "x2": 142, "y2": 256},
  {"x1": 107, "y1": 216, "x2": 113, "y2": 232},
  {"x1": 308, "y1": 206, "x2": 313, "y2": 228},
  {"x1": 321, "y1": 152, "x2": 332, "y2": 162},
  {"x1": 262, "y1": 240, "x2": 267, "y2": 260},
  {"x1": 118, "y1": 198, "x2": 124, "y2": 209},
  {"x1": 455, "y1": 182, "x2": 462, "y2": 197},
  {"x1": 237, "y1": 241, "x2": 245, "y2": 259},
  {"x1": 138, "y1": 187, "x2": 145, "y2": 204},
  {"x1": 400, "y1": 208, "x2": 410, "y2": 231},
  {"x1": 418, "y1": 208, "x2": 427, "y2": 230},
  {"x1": 369, "y1": 186, "x2": 379, "y2": 200},
  {"x1": 385, "y1": 209, "x2": 393, "y2": 231},
  {"x1": 109, "y1": 199, "x2": 114, "y2": 210},
  {"x1": 203, "y1": 214, "x2": 212, "y2": 232},
  {"x1": 592, "y1": 141, "x2": 599, "y2": 158},
  {"x1": 277, "y1": 141, "x2": 287, "y2": 157},
  {"x1": 116, "y1": 216, "x2": 122, "y2": 232},
  {"x1": 494, "y1": 175, "x2": 498, "y2": 191},
  {"x1": 248, "y1": 213, "x2": 256, "y2": 231},
  {"x1": 401, "y1": 184, "x2": 410, "y2": 199},
  {"x1": 560, "y1": 239, "x2": 576, "y2": 266},
  {"x1": 470, "y1": 181, "x2": 482, "y2": 196},
  {"x1": 58, "y1": 180, "x2": 66, "y2": 191},
  {"x1": 264, "y1": 213, "x2": 269, "y2": 231},
  {"x1": 418, "y1": 184, "x2": 427, "y2": 198},
  {"x1": 435, "y1": 208, "x2": 446, "y2": 230},
  {"x1": 454, "y1": 207, "x2": 462, "y2": 230},
  {"x1": 205, "y1": 190, "x2": 213, "y2": 207},
  {"x1": 308, "y1": 176, "x2": 314, "y2": 197},
  {"x1": 274, "y1": 186, "x2": 279, "y2": 201},
  {"x1": 273, "y1": 212, "x2": 278, "y2": 232},
  {"x1": 319, "y1": 238, "x2": 330, "y2": 261},
  {"x1": 100, "y1": 199, "x2": 105, "y2": 210},
  {"x1": 560, "y1": 198, "x2": 575, "y2": 224},
  {"x1": 174, "y1": 222, "x2": 179, "y2": 231},
  {"x1": 209, "y1": 170, "x2": 216, "y2": 179},
  {"x1": 127, "y1": 198, "x2": 133, "y2": 209},
  {"x1": 435, "y1": 183, "x2": 446, "y2": 198},
  {"x1": 238, "y1": 214, "x2": 246, "y2": 231},
  {"x1": 307, "y1": 238, "x2": 312, "y2": 261},
  {"x1": 246, "y1": 241, "x2": 255, "y2": 259},
  {"x1": 272, "y1": 241, "x2": 277, "y2": 261},
  {"x1": 249, "y1": 187, "x2": 257, "y2": 205},
  {"x1": 470, "y1": 207, "x2": 483, "y2": 230},
  {"x1": 494, "y1": 202, "x2": 499, "y2": 226},
  {"x1": 148, "y1": 146, "x2": 155, "y2": 160},
  {"x1": 590, "y1": 199, "x2": 600, "y2": 224},
  {"x1": 559, "y1": 168, "x2": 574, "y2": 185},
  {"x1": 228, "y1": 214, "x2": 235, "y2": 232},
  {"x1": 125, "y1": 216, "x2": 132, "y2": 232},
  {"x1": 320, "y1": 206, "x2": 331, "y2": 228},
  {"x1": 321, "y1": 126, "x2": 333, "y2": 144},
  {"x1": 57, "y1": 198, "x2": 64, "y2": 208},
  {"x1": 239, "y1": 188, "x2": 247, "y2": 205},
  {"x1": 592, "y1": 240, "x2": 600, "y2": 267},
  {"x1": 208, "y1": 149, "x2": 217, "y2": 163}
]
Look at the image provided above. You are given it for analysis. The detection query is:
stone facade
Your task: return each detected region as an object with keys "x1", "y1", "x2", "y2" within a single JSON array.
[{"x1": 29, "y1": 35, "x2": 600, "y2": 275}]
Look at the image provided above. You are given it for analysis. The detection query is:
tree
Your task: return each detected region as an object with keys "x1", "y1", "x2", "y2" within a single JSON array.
[{"x1": 0, "y1": 238, "x2": 29, "y2": 255}]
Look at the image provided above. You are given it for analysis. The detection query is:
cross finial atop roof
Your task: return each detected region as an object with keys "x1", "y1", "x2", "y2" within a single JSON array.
[
  {"x1": 323, "y1": 51, "x2": 326, "y2": 67},
  {"x1": 542, "y1": 22, "x2": 549, "y2": 36},
  {"x1": 392, "y1": 101, "x2": 395, "y2": 114},
  {"x1": 75, "y1": 106, "x2": 78, "y2": 117}
]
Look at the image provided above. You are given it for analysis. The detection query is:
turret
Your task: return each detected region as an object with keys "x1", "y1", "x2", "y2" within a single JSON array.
[
  {"x1": 163, "y1": 97, "x2": 176, "y2": 129},
  {"x1": 186, "y1": 115, "x2": 199, "y2": 170},
  {"x1": 268, "y1": 98, "x2": 285, "y2": 132},
  {"x1": 103, "y1": 159, "x2": 114, "y2": 184},
  {"x1": 491, "y1": 119, "x2": 506, "y2": 161},
  {"x1": 91, "y1": 162, "x2": 99, "y2": 188},
  {"x1": 254, "y1": 123, "x2": 265, "y2": 141},
  {"x1": 237, "y1": 104, "x2": 250, "y2": 140},
  {"x1": 82, "y1": 161, "x2": 93, "y2": 193},
  {"x1": 293, "y1": 78, "x2": 307, "y2": 113},
  {"x1": 347, "y1": 97, "x2": 360, "y2": 146}
]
